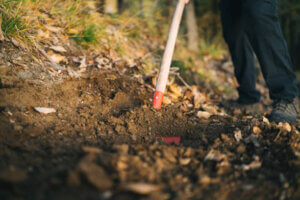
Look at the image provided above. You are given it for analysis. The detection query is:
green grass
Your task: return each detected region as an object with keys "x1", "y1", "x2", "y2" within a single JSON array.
[
  {"x1": 1, "y1": 12, "x2": 25, "y2": 37},
  {"x1": 71, "y1": 24, "x2": 98, "y2": 44}
]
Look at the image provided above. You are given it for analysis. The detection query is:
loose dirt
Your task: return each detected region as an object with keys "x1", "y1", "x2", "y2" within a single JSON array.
[
  {"x1": 0, "y1": 70, "x2": 299, "y2": 200},
  {"x1": 0, "y1": 41, "x2": 299, "y2": 200}
]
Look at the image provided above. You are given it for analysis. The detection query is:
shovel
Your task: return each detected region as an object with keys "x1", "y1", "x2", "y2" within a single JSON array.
[{"x1": 152, "y1": 0, "x2": 187, "y2": 110}]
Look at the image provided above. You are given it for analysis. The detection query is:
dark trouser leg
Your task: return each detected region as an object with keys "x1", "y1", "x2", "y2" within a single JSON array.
[
  {"x1": 220, "y1": 0, "x2": 261, "y2": 104},
  {"x1": 243, "y1": 0, "x2": 298, "y2": 102}
]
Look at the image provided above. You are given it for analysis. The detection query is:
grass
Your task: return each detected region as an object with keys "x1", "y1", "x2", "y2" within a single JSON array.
[
  {"x1": 71, "y1": 24, "x2": 98, "y2": 44},
  {"x1": 0, "y1": 0, "x2": 230, "y2": 92}
]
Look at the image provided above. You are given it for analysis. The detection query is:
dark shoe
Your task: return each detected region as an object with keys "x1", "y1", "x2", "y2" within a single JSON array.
[
  {"x1": 220, "y1": 99, "x2": 260, "y2": 114},
  {"x1": 269, "y1": 100, "x2": 298, "y2": 123}
]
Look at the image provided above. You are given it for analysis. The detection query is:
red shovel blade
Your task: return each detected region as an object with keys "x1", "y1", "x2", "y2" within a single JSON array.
[{"x1": 156, "y1": 136, "x2": 181, "y2": 145}]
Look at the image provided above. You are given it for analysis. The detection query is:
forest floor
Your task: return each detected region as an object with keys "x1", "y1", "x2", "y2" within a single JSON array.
[{"x1": 0, "y1": 38, "x2": 300, "y2": 200}]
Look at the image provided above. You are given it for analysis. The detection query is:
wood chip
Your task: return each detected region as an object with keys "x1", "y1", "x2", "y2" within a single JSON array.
[
  {"x1": 34, "y1": 107, "x2": 56, "y2": 114},
  {"x1": 121, "y1": 183, "x2": 161, "y2": 195}
]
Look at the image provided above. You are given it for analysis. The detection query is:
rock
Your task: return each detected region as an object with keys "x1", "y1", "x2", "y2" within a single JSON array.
[
  {"x1": 278, "y1": 122, "x2": 292, "y2": 132},
  {"x1": 196, "y1": 111, "x2": 211, "y2": 119},
  {"x1": 121, "y1": 183, "x2": 161, "y2": 195},
  {"x1": 262, "y1": 116, "x2": 270, "y2": 125},
  {"x1": 234, "y1": 128, "x2": 242, "y2": 142},
  {"x1": 34, "y1": 107, "x2": 56, "y2": 114},
  {"x1": 78, "y1": 161, "x2": 113, "y2": 191}
]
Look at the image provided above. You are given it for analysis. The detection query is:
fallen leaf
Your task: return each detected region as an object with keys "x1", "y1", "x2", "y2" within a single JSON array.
[
  {"x1": 169, "y1": 84, "x2": 182, "y2": 98},
  {"x1": 50, "y1": 45, "x2": 67, "y2": 53},
  {"x1": 47, "y1": 50, "x2": 68, "y2": 64},
  {"x1": 162, "y1": 96, "x2": 172, "y2": 105},
  {"x1": 34, "y1": 107, "x2": 56, "y2": 114},
  {"x1": 121, "y1": 183, "x2": 161, "y2": 195},
  {"x1": 44, "y1": 25, "x2": 62, "y2": 33}
]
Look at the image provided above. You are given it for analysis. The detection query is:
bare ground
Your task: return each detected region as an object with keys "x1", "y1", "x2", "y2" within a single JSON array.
[{"x1": 0, "y1": 42, "x2": 299, "y2": 200}]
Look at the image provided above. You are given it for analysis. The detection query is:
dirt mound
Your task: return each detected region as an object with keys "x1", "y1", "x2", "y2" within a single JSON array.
[{"x1": 0, "y1": 72, "x2": 299, "y2": 200}]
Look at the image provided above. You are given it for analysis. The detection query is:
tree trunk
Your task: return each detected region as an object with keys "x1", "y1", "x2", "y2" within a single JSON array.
[
  {"x1": 185, "y1": 2, "x2": 199, "y2": 51},
  {"x1": 105, "y1": 0, "x2": 118, "y2": 14}
]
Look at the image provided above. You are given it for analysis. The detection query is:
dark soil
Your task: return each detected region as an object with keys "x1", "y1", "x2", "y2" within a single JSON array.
[{"x1": 0, "y1": 70, "x2": 299, "y2": 200}]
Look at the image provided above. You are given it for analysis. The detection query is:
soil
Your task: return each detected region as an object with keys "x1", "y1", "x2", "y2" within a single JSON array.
[{"x1": 0, "y1": 43, "x2": 299, "y2": 200}]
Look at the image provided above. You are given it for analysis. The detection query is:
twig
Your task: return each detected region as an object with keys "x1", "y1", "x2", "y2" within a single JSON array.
[{"x1": 176, "y1": 73, "x2": 192, "y2": 90}]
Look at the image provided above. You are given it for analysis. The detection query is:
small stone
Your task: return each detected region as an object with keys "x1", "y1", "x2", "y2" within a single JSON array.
[
  {"x1": 234, "y1": 129, "x2": 242, "y2": 142},
  {"x1": 278, "y1": 122, "x2": 292, "y2": 132},
  {"x1": 253, "y1": 126, "x2": 262, "y2": 135},
  {"x1": 196, "y1": 111, "x2": 211, "y2": 119},
  {"x1": 263, "y1": 116, "x2": 270, "y2": 125}
]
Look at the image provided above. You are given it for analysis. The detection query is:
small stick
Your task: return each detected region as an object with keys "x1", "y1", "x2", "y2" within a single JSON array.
[{"x1": 152, "y1": 0, "x2": 186, "y2": 109}]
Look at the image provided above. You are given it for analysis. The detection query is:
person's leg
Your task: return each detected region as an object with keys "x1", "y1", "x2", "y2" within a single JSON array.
[
  {"x1": 243, "y1": 0, "x2": 299, "y2": 102},
  {"x1": 220, "y1": 0, "x2": 261, "y2": 104}
]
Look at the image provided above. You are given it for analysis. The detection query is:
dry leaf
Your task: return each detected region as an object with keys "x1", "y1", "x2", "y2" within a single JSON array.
[
  {"x1": 47, "y1": 50, "x2": 68, "y2": 64},
  {"x1": 163, "y1": 96, "x2": 172, "y2": 105},
  {"x1": 37, "y1": 29, "x2": 50, "y2": 39},
  {"x1": 44, "y1": 25, "x2": 62, "y2": 33},
  {"x1": 169, "y1": 84, "x2": 182, "y2": 97},
  {"x1": 50, "y1": 45, "x2": 67, "y2": 53},
  {"x1": 34, "y1": 107, "x2": 56, "y2": 114},
  {"x1": 121, "y1": 183, "x2": 161, "y2": 195}
]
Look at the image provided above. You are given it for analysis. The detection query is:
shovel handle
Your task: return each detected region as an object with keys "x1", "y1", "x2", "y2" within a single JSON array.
[{"x1": 153, "y1": 0, "x2": 186, "y2": 109}]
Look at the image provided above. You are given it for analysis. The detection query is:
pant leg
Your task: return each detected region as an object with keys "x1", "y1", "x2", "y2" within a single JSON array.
[
  {"x1": 220, "y1": 0, "x2": 261, "y2": 104},
  {"x1": 243, "y1": 0, "x2": 298, "y2": 102}
]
